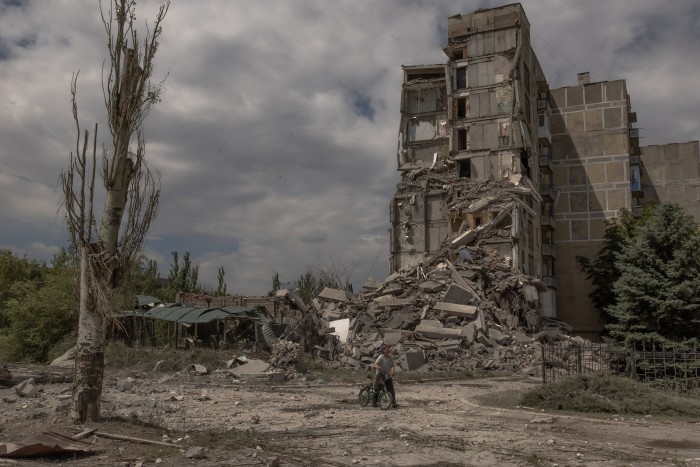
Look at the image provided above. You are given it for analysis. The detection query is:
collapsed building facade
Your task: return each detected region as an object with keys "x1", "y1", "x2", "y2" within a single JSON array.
[{"x1": 390, "y1": 3, "x2": 700, "y2": 338}]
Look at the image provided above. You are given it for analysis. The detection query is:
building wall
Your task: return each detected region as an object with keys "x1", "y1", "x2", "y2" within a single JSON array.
[
  {"x1": 550, "y1": 78, "x2": 632, "y2": 335},
  {"x1": 639, "y1": 141, "x2": 700, "y2": 219},
  {"x1": 390, "y1": 3, "x2": 546, "y2": 276}
]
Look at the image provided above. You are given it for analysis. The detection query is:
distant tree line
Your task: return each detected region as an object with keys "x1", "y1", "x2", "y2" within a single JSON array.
[{"x1": 0, "y1": 248, "x2": 228, "y2": 363}]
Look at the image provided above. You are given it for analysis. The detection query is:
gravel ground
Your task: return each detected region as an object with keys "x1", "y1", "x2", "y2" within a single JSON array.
[{"x1": 2, "y1": 365, "x2": 700, "y2": 466}]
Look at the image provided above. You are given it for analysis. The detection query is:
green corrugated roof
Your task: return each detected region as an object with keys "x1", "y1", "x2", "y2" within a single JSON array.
[
  {"x1": 137, "y1": 295, "x2": 163, "y2": 308},
  {"x1": 142, "y1": 304, "x2": 262, "y2": 324}
]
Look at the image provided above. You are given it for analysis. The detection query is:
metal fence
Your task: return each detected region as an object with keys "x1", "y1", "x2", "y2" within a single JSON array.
[{"x1": 542, "y1": 341, "x2": 700, "y2": 397}]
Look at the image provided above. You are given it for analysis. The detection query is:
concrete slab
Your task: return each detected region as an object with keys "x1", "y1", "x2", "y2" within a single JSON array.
[
  {"x1": 231, "y1": 359, "x2": 270, "y2": 377},
  {"x1": 373, "y1": 296, "x2": 412, "y2": 308},
  {"x1": 382, "y1": 332, "x2": 403, "y2": 346},
  {"x1": 433, "y1": 302, "x2": 478, "y2": 318},
  {"x1": 418, "y1": 281, "x2": 445, "y2": 293},
  {"x1": 318, "y1": 287, "x2": 352, "y2": 303},
  {"x1": 416, "y1": 321, "x2": 462, "y2": 339},
  {"x1": 402, "y1": 350, "x2": 427, "y2": 371},
  {"x1": 512, "y1": 331, "x2": 534, "y2": 345},
  {"x1": 488, "y1": 328, "x2": 511, "y2": 346},
  {"x1": 442, "y1": 285, "x2": 473, "y2": 305}
]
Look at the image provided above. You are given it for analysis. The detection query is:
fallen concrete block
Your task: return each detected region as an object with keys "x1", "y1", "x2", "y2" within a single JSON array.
[
  {"x1": 402, "y1": 350, "x2": 427, "y2": 371},
  {"x1": 231, "y1": 359, "x2": 270, "y2": 377},
  {"x1": 186, "y1": 446, "x2": 207, "y2": 459},
  {"x1": 382, "y1": 332, "x2": 402, "y2": 346},
  {"x1": 418, "y1": 281, "x2": 444, "y2": 293},
  {"x1": 461, "y1": 323, "x2": 477, "y2": 342},
  {"x1": 512, "y1": 331, "x2": 534, "y2": 345},
  {"x1": 373, "y1": 296, "x2": 412, "y2": 308},
  {"x1": 363, "y1": 278, "x2": 382, "y2": 291},
  {"x1": 437, "y1": 339, "x2": 461, "y2": 351},
  {"x1": 193, "y1": 364, "x2": 208, "y2": 375},
  {"x1": 415, "y1": 321, "x2": 462, "y2": 339},
  {"x1": 442, "y1": 285, "x2": 473, "y2": 306},
  {"x1": 476, "y1": 331, "x2": 492, "y2": 347},
  {"x1": 522, "y1": 285, "x2": 539, "y2": 303},
  {"x1": 383, "y1": 285, "x2": 404, "y2": 296},
  {"x1": 15, "y1": 378, "x2": 37, "y2": 397},
  {"x1": 318, "y1": 287, "x2": 352, "y2": 303},
  {"x1": 488, "y1": 328, "x2": 511, "y2": 346},
  {"x1": 433, "y1": 302, "x2": 478, "y2": 318}
]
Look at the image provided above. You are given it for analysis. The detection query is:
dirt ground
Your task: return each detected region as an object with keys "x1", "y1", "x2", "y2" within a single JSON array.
[{"x1": 2, "y1": 365, "x2": 700, "y2": 466}]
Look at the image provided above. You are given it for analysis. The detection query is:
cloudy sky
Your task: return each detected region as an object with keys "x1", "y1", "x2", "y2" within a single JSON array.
[{"x1": 1, "y1": 0, "x2": 698, "y2": 295}]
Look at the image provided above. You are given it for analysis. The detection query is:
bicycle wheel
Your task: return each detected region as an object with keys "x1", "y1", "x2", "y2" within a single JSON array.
[
  {"x1": 378, "y1": 390, "x2": 393, "y2": 410},
  {"x1": 358, "y1": 386, "x2": 371, "y2": 407}
]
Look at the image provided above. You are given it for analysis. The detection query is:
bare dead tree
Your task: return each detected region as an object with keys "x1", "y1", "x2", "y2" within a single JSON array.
[{"x1": 61, "y1": 0, "x2": 168, "y2": 422}]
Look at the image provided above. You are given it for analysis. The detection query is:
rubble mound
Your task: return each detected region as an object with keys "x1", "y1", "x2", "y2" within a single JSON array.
[
  {"x1": 311, "y1": 245, "x2": 567, "y2": 376},
  {"x1": 268, "y1": 340, "x2": 304, "y2": 368}
]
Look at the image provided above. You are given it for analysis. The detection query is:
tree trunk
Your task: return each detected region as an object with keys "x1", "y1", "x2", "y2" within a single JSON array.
[{"x1": 71, "y1": 246, "x2": 106, "y2": 421}]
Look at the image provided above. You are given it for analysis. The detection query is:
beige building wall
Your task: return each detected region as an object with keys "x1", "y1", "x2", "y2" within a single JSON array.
[
  {"x1": 550, "y1": 78, "x2": 632, "y2": 336},
  {"x1": 638, "y1": 141, "x2": 700, "y2": 219}
]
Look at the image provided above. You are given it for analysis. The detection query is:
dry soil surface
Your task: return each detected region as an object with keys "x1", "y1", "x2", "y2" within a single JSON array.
[{"x1": 2, "y1": 366, "x2": 700, "y2": 466}]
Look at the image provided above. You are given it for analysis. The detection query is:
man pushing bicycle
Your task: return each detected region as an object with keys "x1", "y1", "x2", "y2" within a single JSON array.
[{"x1": 372, "y1": 344, "x2": 398, "y2": 408}]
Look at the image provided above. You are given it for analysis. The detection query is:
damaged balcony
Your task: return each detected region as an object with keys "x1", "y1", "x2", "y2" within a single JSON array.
[
  {"x1": 540, "y1": 210, "x2": 556, "y2": 230},
  {"x1": 539, "y1": 180, "x2": 555, "y2": 202},
  {"x1": 542, "y1": 275, "x2": 557, "y2": 289},
  {"x1": 538, "y1": 147, "x2": 553, "y2": 174},
  {"x1": 398, "y1": 65, "x2": 449, "y2": 171},
  {"x1": 541, "y1": 239, "x2": 556, "y2": 259}
]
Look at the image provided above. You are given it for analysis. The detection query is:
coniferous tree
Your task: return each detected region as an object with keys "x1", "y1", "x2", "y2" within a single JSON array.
[
  {"x1": 216, "y1": 266, "x2": 227, "y2": 296},
  {"x1": 576, "y1": 208, "x2": 650, "y2": 326},
  {"x1": 606, "y1": 204, "x2": 700, "y2": 346}
]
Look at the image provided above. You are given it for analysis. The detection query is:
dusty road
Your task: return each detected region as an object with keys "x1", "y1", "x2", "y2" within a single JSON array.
[{"x1": 2, "y1": 368, "x2": 700, "y2": 466}]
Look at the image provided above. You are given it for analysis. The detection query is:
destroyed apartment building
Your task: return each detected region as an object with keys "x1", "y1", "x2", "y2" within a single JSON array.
[
  {"x1": 388, "y1": 3, "x2": 700, "y2": 339},
  {"x1": 235, "y1": 3, "x2": 700, "y2": 377}
]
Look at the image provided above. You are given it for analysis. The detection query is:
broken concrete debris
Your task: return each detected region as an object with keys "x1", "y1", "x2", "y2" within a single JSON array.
[{"x1": 291, "y1": 240, "x2": 574, "y2": 376}]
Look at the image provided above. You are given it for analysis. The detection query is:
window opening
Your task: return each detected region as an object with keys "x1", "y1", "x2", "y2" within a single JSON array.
[
  {"x1": 455, "y1": 67, "x2": 467, "y2": 89},
  {"x1": 458, "y1": 160, "x2": 471, "y2": 178}
]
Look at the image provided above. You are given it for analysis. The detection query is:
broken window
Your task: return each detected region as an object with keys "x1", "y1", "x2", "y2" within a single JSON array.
[
  {"x1": 458, "y1": 160, "x2": 471, "y2": 178},
  {"x1": 407, "y1": 116, "x2": 443, "y2": 142},
  {"x1": 455, "y1": 67, "x2": 467, "y2": 90},
  {"x1": 405, "y1": 87, "x2": 445, "y2": 114},
  {"x1": 456, "y1": 98, "x2": 469, "y2": 119},
  {"x1": 456, "y1": 128, "x2": 469, "y2": 151},
  {"x1": 453, "y1": 49, "x2": 464, "y2": 60},
  {"x1": 520, "y1": 148, "x2": 530, "y2": 174}
]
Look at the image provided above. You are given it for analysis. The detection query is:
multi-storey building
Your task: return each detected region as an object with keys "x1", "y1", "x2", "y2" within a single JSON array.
[{"x1": 389, "y1": 3, "x2": 700, "y2": 338}]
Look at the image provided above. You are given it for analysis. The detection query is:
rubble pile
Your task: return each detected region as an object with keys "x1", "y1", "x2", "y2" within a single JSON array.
[
  {"x1": 268, "y1": 340, "x2": 304, "y2": 368},
  {"x1": 307, "y1": 244, "x2": 565, "y2": 376}
]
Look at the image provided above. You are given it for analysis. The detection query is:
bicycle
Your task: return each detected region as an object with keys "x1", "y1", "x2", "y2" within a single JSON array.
[{"x1": 358, "y1": 373, "x2": 393, "y2": 410}]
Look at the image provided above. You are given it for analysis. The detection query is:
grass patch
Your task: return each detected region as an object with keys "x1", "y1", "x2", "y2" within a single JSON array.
[
  {"x1": 520, "y1": 372, "x2": 700, "y2": 417},
  {"x1": 104, "y1": 341, "x2": 237, "y2": 373}
]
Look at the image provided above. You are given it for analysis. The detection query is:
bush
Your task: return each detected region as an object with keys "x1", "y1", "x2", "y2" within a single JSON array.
[{"x1": 521, "y1": 372, "x2": 700, "y2": 417}]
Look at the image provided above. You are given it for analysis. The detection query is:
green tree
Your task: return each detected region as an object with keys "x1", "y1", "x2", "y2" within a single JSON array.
[
  {"x1": 215, "y1": 266, "x2": 227, "y2": 296},
  {"x1": 269, "y1": 271, "x2": 281, "y2": 296},
  {"x1": 60, "y1": 0, "x2": 169, "y2": 421},
  {"x1": 167, "y1": 251, "x2": 201, "y2": 294},
  {"x1": 0, "y1": 252, "x2": 77, "y2": 363},
  {"x1": 0, "y1": 249, "x2": 44, "y2": 314},
  {"x1": 576, "y1": 208, "x2": 650, "y2": 326},
  {"x1": 606, "y1": 204, "x2": 700, "y2": 346}
]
